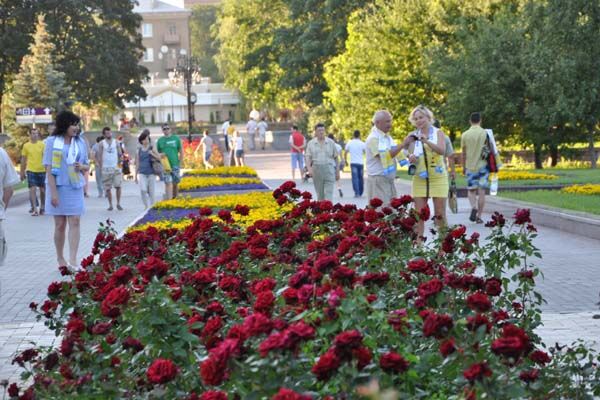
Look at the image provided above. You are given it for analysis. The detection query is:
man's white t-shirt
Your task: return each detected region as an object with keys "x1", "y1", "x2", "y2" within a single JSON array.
[
  {"x1": 0, "y1": 148, "x2": 20, "y2": 219},
  {"x1": 235, "y1": 136, "x2": 244, "y2": 151},
  {"x1": 345, "y1": 139, "x2": 366, "y2": 165},
  {"x1": 257, "y1": 121, "x2": 268, "y2": 137},
  {"x1": 246, "y1": 120, "x2": 257, "y2": 135},
  {"x1": 221, "y1": 121, "x2": 230, "y2": 136}
]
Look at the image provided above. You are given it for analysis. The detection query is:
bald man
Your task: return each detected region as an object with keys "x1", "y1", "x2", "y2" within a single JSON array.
[{"x1": 365, "y1": 110, "x2": 404, "y2": 205}]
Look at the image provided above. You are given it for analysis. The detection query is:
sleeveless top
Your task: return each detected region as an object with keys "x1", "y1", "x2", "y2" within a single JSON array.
[
  {"x1": 138, "y1": 146, "x2": 154, "y2": 175},
  {"x1": 102, "y1": 140, "x2": 119, "y2": 168},
  {"x1": 413, "y1": 127, "x2": 446, "y2": 177}
]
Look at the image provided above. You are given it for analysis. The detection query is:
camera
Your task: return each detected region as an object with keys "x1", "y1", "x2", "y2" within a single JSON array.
[{"x1": 407, "y1": 164, "x2": 417, "y2": 175}]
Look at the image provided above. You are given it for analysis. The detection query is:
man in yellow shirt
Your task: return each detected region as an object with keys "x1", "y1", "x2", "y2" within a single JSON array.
[
  {"x1": 461, "y1": 112, "x2": 489, "y2": 223},
  {"x1": 20, "y1": 128, "x2": 46, "y2": 215}
]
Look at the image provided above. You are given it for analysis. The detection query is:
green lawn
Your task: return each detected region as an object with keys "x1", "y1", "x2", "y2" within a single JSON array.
[
  {"x1": 499, "y1": 190, "x2": 600, "y2": 215},
  {"x1": 14, "y1": 181, "x2": 27, "y2": 191},
  {"x1": 397, "y1": 168, "x2": 600, "y2": 187}
]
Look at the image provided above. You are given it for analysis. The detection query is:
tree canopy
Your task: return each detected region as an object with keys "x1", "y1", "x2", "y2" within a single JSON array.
[{"x1": 190, "y1": 4, "x2": 222, "y2": 82}]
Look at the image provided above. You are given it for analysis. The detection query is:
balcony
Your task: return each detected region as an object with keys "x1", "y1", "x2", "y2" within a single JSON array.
[{"x1": 163, "y1": 34, "x2": 180, "y2": 44}]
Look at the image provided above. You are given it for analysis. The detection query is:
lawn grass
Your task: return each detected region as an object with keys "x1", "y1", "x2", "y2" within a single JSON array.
[
  {"x1": 397, "y1": 168, "x2": 600, "y2": 187},
  {"x1": 14, "y1": 181, "x2": 27, "y2": 191},
  {"x1": 498, "y1": 190, "x2": 600, "y2": 215}
]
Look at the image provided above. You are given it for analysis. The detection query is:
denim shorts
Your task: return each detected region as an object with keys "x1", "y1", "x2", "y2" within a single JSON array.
[
  {"x1": 162, "y1": 166, "x2": 181, "y2": 184},
  {"x1": 466, "y1": 166, "x2": 490, "y2": 189},
  {"x1": 235, "y1": 149, "x2": 244, "y2": 158},
  {"x1": 291, "y1": 153, "x2": 304, "y2": 169},
  {"x1": 26, "y1": 171, "x2": 46, "y2": 187}
]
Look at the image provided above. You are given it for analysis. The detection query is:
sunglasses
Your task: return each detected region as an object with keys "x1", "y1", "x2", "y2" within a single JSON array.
[{"x1": 162, "y1": 127, "x2": 170, "y2": 131}]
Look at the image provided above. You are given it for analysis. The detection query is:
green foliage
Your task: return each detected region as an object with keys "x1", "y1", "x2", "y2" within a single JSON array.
[
  {"x1": 190, "y1": 4, "x2": 222, "y2": 82},
  {"x1": 324, "y1": 0, "x2": 445, "y2": 140}
]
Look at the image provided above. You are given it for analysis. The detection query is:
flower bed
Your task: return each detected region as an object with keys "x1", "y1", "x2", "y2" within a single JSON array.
[
  {"x1": 561, "y1": 184, "x2": 600, "y2": 196},
  {"x1": 8, "y1": 183, "x2": 600, "y2": 399},
  {"x1": 178, "y1": 176, "x2": 265, "y2": 192},
  {"x1": 497, "y1": 170, "x2": 558, "y2": 180},
  {"x1": 184, "y1": 166, "x2": 258, "y2": 177}
]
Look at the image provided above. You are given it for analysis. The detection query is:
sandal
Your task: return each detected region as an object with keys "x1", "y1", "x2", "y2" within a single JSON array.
[
  {"x1": 475, "y1": 217, "x2": 484, "y2": 224},
  {"x1": 31, "y1": 211, "x2": 39, "y2": 216}
]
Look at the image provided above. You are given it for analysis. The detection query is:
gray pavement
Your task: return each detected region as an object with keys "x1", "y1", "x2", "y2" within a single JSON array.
[{"x1": 1, "y1": 150, "x2": 598, "y2": 381}]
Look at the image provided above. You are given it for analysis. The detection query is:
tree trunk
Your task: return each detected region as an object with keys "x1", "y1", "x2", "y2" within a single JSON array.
[
  {"x1": 533, "y1": 142, "x2": 543, "y2": 169},
  {"x1": 588, "y1": 128, "x2": 597, "y2": 169},
  {"x1": 549, "y1": 144, "x2": 559, "y2": 167}
]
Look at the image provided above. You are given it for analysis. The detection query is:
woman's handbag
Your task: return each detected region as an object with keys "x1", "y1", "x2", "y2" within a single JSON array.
[
  {"x1": 151, "y1": 155, "x2": 164, "y2": 176},
  {"x1": 448, "y1": 178, "x2": 458, "y2": 214}
]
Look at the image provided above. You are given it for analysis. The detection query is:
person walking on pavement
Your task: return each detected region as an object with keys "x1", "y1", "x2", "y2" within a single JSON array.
[
  {"x1": 257, "y1": 117, "x2": 268, "y2": 150},
  {"x1": 366, "y1": 110, "x2": 404, "y2": 205},
  {"x1": 97, "y1": 127, "x2": 123, "y2": 211},
  {"x1": 461, "y1": 112, "x2": 489, "y2": 223},
  {"x1": 20, "y1": 128, "x2": 46, "y2": 215},
  {"x1": 246, "y1": 118, "x2": 257, "y2": 151},
  {"x1": 194, "y1": 130, "x2": 214, "y2": 169},
  {"x1": 406, "y1": 105, "x2": 448, "y2": 239},
  {"x1": 344, "y1": 130, "x2": 366, "y2": 198},
  {"x1": 90, "y1": 136, "x2": 104, "y2": 197},
  {"x1": 289, "y1": 125, "x2": 306, "y2": 180},
  {"x1": 157, "y1": 124, "x2": 184, "y2": 199},
  {"x1": 135, "y1": 129, "x2": 160, "y2": 209},
  {"x1": 233, "y1": 130, "x2": 245, "y2": 166},
  {"x1": 328, "y1": 134, "x2": 345, "y2": 198},
  {"x1": 221, "y1": 117, "x2": 231, "y2": 167},
  {"x1": 0, "y1": 144, "x2": 20, "y2": 266},
  {"x1": 43, "y1": 110, "x2": 89, "y2": 268},
  {"x1": 305, "y1": 123, "x2": 339, "y2": 201}
]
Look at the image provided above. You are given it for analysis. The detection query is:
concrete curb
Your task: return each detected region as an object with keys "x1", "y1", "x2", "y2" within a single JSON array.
[{"x1": 486, "y1": 195, "x2": 600, "y2": 240}]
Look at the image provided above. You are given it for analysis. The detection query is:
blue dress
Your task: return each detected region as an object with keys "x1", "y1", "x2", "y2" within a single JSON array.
[{"x1": 43, "y1": 136, "x2": 89, "y2": 216}]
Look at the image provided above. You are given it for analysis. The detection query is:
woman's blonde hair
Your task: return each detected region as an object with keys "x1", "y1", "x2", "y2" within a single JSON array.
[{"x1": 408, "y1": 105, "x2": 434, "y2": 126}]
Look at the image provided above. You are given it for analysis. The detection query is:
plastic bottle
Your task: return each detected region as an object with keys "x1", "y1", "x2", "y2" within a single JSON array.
[{"x1": 490, "y1": 173, "x2": 498, "y2": 195}]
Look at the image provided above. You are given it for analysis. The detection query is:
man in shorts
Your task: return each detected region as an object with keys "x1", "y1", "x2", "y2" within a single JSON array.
[
  {"x1": 461, "y1": 112, "x2": 489, "y2": 223},
  {"x1": 157, "y1": 124, "x2": 184, "y2": 199},
  {"x1": 194, "y1": 130, "x2": 214, "y2": 169},
  {"x1": 20, "y1": 128, "x2": 46, "y2": 215},
  {"x1": 289, "y1": 125, "x2": 305, "y2": 180},
  {"x1": 97, "y1": 127, "x2": 124, "y2": 210},
  {"x1": 0, "y1": 144, "x2": 20, "y2": 266}
]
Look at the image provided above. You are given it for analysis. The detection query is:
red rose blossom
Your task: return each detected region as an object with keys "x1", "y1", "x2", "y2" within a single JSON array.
[
  {"x1": 379, "y1": 351, "x2": 409, "y2": 374},
  {"x1": 271, "y1": 388, "x2": 312, "y2": 400},
  {"x1": 200, "y1": 391, "x2": 228, "y2": 400},
  {"x1": 463, "y1": 362, "x2": 492, "y2": 382},
  {"x1": 311, "y1": 349, "x2": 341, "y2": 381},
  {"x1": 147, "y1": 358, "x2": 178, "y2": 384},
  {"x1": 466, "y1": 292, "x2": 492, "y2": 312}
]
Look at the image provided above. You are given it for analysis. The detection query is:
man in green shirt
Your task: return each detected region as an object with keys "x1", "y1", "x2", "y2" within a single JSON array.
[
  {"x1": 461, "y1": 112, "x2": 489, "y2": 223},
  {"x1": 157, "y1": 124, "x2": 184, "y2": 199}
]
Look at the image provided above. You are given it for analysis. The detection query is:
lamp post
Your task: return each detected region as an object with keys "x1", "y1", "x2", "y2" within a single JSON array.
[{"x1": 172, "y1": 49, "x2": 201, "y2": 144}]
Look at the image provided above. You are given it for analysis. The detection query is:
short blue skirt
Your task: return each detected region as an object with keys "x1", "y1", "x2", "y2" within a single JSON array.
[{"x1": 45, "y1": 184, "x2": 85, "y2": 216}]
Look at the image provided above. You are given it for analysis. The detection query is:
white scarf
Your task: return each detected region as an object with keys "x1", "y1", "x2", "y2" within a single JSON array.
[{"x1": 53, "y1": 135, "x2": 80, "y2": 165}]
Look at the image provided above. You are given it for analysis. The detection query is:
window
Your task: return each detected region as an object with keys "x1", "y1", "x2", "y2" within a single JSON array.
[
  {"x1": 142, "y1": 23, "x2": 153, "y2": 38},
  {"x1": 143, "y1": 48, "x2": 154, "y2": 62},
  {"x1": 168, "y1": 25, "x2": 177, "y2": 35}
]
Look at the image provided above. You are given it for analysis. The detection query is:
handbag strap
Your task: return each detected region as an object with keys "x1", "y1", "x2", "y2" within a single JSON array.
[{"x1": 422, "y1": 142, "x2": 430, "y2": 199}]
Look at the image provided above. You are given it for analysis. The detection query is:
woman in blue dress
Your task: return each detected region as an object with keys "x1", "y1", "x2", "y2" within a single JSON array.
[{"x1": 43, "y1": 111, "x2": 89, "y2": 268}]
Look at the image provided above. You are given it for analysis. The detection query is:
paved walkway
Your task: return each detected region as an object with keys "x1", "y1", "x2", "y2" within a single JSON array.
[{"x1": 1, "y1": 150, "x2": 598, "y2": 381}]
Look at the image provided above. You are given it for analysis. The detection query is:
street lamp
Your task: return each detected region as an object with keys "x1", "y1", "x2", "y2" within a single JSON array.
[{"x1": 172, "y1": 49, "x2": 201, "y2": 144}]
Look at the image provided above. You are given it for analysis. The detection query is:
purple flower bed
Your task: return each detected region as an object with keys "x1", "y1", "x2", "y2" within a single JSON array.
[
  {"x1": 133, "y1": 208, "x2": 200, "y2": 226},
  {"x1": 180, "y1": 183, "x2": 269, "y2": 193}
]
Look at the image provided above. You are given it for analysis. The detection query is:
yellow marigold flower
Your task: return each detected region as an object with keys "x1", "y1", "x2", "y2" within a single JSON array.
[
  {"x1": 497, "y1": 171, "x2": 558, "y2": 181},
  {"x1": 561, "y1": 184, "x2": 600, "y2": 196},
  {"x1": 185, "y1": 166, "x2": 257, "y2": 176},
  {"x1": 154, "y1": 192, "x2": 276, "y2": 210},
  {"x1": 178, "y1": 177, "x2": 262, "y2": 191}
]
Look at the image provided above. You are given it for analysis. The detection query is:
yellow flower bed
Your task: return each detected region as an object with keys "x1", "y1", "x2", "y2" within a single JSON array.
[
  {"x1": 185, "y1": 166, "x2": 258, "y2": 176},
  {"x1": 497, "y1": 170, "x2": 558, "y2": 180},
  {"x1": 561, "y1": 184, "x2": 600, "y2": 195},
  {"x1": 129, "y1": 200, "x2": 292, "y2": 233},
  {"x1": 178, "y1": 176, "x2": 262, "y2": 191},
  {"x1": 154, "y1": 192, "x2": 277, "y2": 210}
]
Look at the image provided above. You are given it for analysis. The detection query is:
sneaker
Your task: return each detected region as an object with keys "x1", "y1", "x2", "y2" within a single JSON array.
[
  {"x1": 117, "y1": 205, "x2": 123, "y2": 211},
  {"x1": 338, "y1": 189, "x2": 343, "y2": 197},
  {"x1": 469, "y1": 208, "x2": 477, "y2": 222}
]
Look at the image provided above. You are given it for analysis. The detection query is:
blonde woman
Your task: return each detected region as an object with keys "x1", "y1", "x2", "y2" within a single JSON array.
[{"x1": 406, "y1": 105, "x2": 448, "y2": 240}]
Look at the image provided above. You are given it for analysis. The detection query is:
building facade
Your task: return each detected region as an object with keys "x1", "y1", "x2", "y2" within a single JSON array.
[{"x1": 134, "y1": 0, "x2": 192, "y2": 80}]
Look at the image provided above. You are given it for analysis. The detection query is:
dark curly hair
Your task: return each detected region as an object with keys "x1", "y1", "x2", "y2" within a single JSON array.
[{"x1": 52, "y1": 110, "x2": 80, "y2": 136}]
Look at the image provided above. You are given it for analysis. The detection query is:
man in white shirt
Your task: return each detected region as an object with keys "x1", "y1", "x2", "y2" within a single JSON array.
[
  {"x1": 257, "y1": 118, "x2": 268, "y2": 150},
  {"x1": 0, "y1": 145, "x2": 20, "y2": 266},
  {"x1": 97, "y1": 127, "x2": 123, "y2": 211},
  {"x1": 246, "y1": 118, "x2": 257, "y2": 151},
  {"x1": 221, "y1": 118, "x2": 231, "y2": 166},
  {"x1": 344, "y1": 130, "x2": 366, "y2": 197}
]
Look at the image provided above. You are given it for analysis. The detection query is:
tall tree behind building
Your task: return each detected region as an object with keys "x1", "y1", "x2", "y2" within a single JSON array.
[{"x1": 190, "y1": 4, "x2": 222, "y2": 82}]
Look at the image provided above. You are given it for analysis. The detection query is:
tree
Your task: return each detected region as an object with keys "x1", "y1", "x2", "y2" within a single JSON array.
[
  {"x1": 190, "y1": 4, "x2": 222, "y2": 82},
  {"x1": 214, "y1": 0, "x2": 294, "y2": 111},
  {"x1": 39, "y1": 0, "x2": 147, "y2": 107},
  {"x1": 12, "y1": 14, "x2": 70, "y2": 112},
  {"x1": 324, "y1": 0, "x2": 446, "y2": 139},
  {"x1": 0, "y1": 0, "x2": 36, "y2": 131},
  {"x1": 274, "y1": 0, "x2": 373, "y2": 107}
]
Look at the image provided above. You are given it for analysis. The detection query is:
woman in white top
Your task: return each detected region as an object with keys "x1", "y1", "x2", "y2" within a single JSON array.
[{"x1": 234, "y1": 131, "x2": 245, "y2": 166}]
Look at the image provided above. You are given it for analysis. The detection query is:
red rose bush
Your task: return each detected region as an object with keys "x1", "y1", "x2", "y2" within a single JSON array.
[{"x1": 7, "y1": 182, "x2": 600, "y2": 399}]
